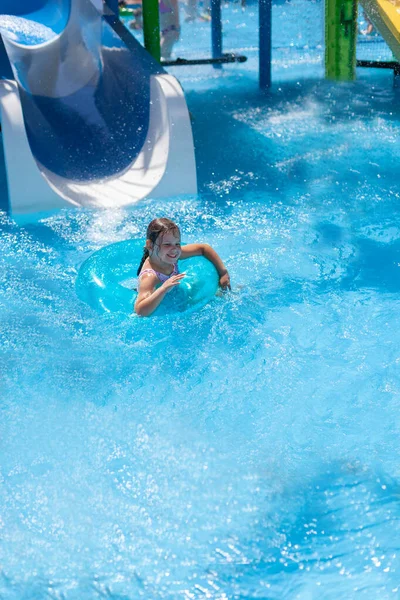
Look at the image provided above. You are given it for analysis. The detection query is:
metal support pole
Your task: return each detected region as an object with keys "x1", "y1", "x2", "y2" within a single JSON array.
[
  {"x1": 142, "y1": 0, "x2": 161, "y2": 61},
  {"x1": 106, "y1": 0, "x2": 119, "y2": 14},
  {"x1": 325, "y1": 0, "x2": 357, "y2": 80},
  {"x1": 259, "y1": 0, "x2": 272, "y2": 89},
  {"x1": 211, "y1": 0, "x2": 223, "y2": 69},
  {"x1": 394, "y1": 64, "x2": 400, "y2": 88}
]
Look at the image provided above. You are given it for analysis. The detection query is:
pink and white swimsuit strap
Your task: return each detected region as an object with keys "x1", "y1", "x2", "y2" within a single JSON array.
[{"x1": 139, "y1": 262, "x2": 179, "y2": 283}]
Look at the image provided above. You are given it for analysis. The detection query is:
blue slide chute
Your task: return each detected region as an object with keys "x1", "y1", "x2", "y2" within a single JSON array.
[{"x1": 0, "y1": 0, "x2": 196, "y2": 213}]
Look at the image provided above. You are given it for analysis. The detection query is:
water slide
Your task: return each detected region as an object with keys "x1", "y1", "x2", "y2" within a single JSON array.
[
  {"x1": 360, "y1": 0, "x2": 400, "y2": 61},
  {"x1": 0, "y1": 0, "x2": 197, "y2": 214}
]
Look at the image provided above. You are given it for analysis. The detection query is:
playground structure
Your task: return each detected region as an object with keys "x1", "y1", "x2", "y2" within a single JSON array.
[
  {"x1": 126, "y1": 0, "x2": 400, "y2": 85},
  {"x1": 325, "y1": 0, "x2": 400, "y2": 80},
  {"x1": 359, "y1": 0, "x2": 400, "y2": 62},
  {"x1": 0, "y1": 0, "x2": 400, "y2": 215}
]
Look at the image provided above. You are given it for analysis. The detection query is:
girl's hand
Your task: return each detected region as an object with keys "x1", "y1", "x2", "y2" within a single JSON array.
[
  {"x1": 161, "y1": 273, "x2": 186, "y2": 293},
  {"x1": 219, "y1": 272, "x2": 231, "y2": 290}
]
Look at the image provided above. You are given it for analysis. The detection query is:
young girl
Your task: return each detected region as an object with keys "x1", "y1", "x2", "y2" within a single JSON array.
[{"x1": 135, "y1": 217, "x2": 230, "y2": 316}]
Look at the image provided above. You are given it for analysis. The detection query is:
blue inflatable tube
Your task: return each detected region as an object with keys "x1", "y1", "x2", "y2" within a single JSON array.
[{"x1": 76, "y1": 239, "x2": 220, "y2": 316}]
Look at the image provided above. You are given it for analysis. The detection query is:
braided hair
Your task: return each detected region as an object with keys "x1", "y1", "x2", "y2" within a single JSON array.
[{"x1": 137, "y1": 218, "x2": 180, "y2": 276}]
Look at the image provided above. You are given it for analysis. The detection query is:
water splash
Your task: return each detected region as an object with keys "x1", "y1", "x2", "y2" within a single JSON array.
[
  {"x1": 0, "y1": 15, "x2": 56, "y2": 45},
  {"x1": 2, "y1": 180, "x2": 400, "y2": 597}
]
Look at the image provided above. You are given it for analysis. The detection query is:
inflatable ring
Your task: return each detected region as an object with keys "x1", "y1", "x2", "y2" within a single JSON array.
[
  {"x1": 119, "y1": 7, "x2": 137, "y2": 17},
  {"x1": 76, "y1": 239, "x2": 219, "y2": 316}
]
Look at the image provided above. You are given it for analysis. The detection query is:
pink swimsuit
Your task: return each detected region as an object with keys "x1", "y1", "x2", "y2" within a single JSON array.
[
  {"x1": 159, "y1": 0, "x2": 172, "y2": 13},
  {"x1": 139, "y1": 263, "x2": 179, "y2": 283}
]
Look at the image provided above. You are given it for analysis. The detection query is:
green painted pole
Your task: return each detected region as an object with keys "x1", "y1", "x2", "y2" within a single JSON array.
[
  {"x1": 325, "y1": 0, "x2": 358, "y2": 80},
  {"x1": 142, "y1": 0, "x2": 161, "y2": 62}
]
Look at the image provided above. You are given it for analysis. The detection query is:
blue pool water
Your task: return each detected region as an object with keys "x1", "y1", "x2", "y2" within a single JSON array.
[{"x1": 2, "y1": 3, "x2": 400, "y2": 599}]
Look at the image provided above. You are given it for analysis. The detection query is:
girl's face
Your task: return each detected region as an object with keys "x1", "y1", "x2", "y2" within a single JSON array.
[{"x1": 151, "y1": 229, "x2": 181, "y2": 264}]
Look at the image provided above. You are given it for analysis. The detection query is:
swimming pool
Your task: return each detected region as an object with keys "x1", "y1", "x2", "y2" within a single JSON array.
[{"x1": 2, "y1": 3, "x2": 400, "y2": 599}]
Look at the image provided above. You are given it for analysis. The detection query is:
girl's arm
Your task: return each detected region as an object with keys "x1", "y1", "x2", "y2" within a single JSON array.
[
  {"x1": 134, "y1": 272, "x2": 186, "y2": 317},
  {"x1": 180, "y1": 243, "x2": 231, "y2": 289}
]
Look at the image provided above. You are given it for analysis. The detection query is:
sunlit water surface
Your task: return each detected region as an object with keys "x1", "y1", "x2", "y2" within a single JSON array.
[{"x1": 2, "y1": 3, "x2": 400, "y2": 600}]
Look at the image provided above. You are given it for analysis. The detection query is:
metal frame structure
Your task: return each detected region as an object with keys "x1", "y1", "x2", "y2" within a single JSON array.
[
  {"x1": 114, "y1": 0, "x2": 270, "y2": 88},
  {"x1": 357, "y1": 59, "x2": 400, "y2": 86}
]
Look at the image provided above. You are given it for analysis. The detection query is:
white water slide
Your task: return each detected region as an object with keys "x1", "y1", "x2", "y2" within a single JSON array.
[{"x1": 0, "y1": 0, "x2": 197, "y2": 214}]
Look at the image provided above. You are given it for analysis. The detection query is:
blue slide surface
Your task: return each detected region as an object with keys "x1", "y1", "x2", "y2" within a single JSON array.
[{"x1": 0, "y1": 0, "x2": 166, "y2": 182}]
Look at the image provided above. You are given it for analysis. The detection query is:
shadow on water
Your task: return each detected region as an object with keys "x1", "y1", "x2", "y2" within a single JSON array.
[
  {"x1": 205, "y1": 464, "x2": 400, "y2": 597},
  {"x1": 314, "y1": 221, "x2": 400, "y2": 294},
  {"x1": 250, "y1": 219, "x2": 400, "y2": 315},
  {"x1": 338, "y1": 238, "x2": 400, "y2": 293}
]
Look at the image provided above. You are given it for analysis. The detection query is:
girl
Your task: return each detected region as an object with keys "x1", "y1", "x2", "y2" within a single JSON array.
[{"x1": 135, "y1": 218, "x2": 230, "y2": 316}]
